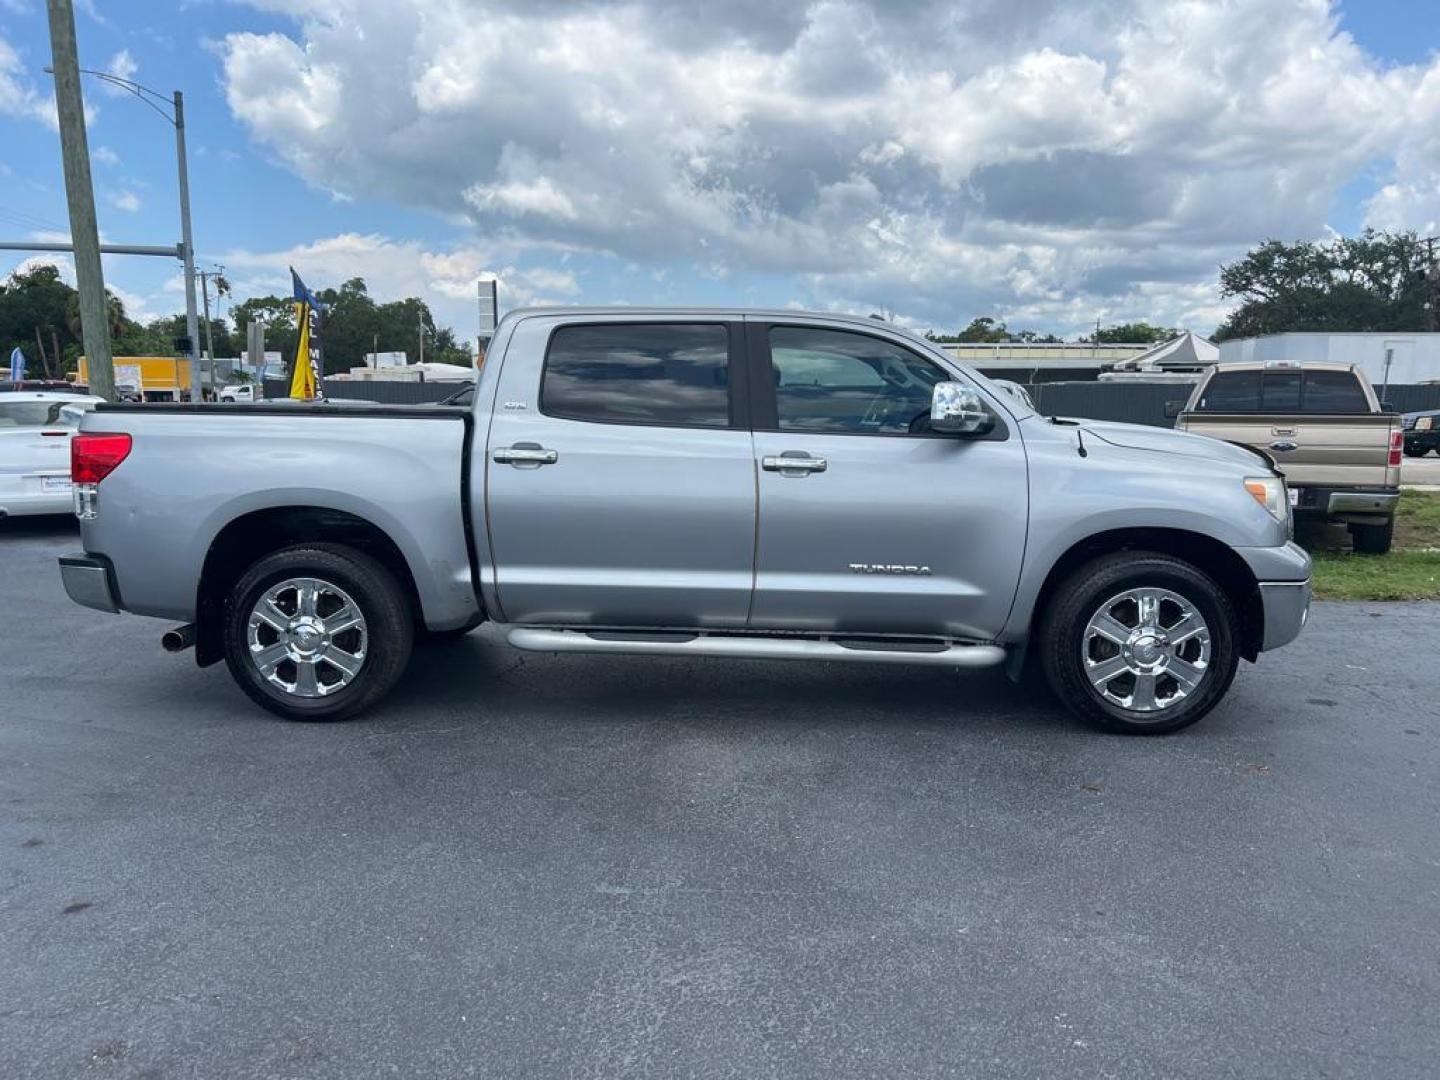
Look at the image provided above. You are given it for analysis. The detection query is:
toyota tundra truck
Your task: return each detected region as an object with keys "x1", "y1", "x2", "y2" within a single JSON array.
[
  {"x1": 1175, "y1": 361, "x2": 1403, "y2": 554},
  {"x1": 58, "y1": 309, "x2": 1311, "y2": 735}
]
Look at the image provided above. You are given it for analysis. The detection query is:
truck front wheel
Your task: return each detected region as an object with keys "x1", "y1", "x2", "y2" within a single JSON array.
[
  {"x1": 222, "y1": 544, "x2": 414, "y2": 721},
  {"x1": 1038, "y1": 552, "x2": 1240, "y2": 735}
]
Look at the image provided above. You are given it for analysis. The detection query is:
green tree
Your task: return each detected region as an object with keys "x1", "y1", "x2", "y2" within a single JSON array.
[
  {"x1": 0, "y1": 264, "x2": 81, "y2": 376},
  {"x1": 928, "y1": 318, "x2": 1062, "y2": 344},
  {"x1": 1084, "y1": 322, "x2": 1176, "y2": 344},
  {"x1": 1214, "y1": 230, "x2": 1436, "y2": 341}
]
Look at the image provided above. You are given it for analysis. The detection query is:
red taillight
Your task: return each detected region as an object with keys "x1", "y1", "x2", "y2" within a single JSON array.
[
  {"x1": 71, "y1": 432, "x2": 132, "y2": 485},
  {"x1": 1388, "y1": 430, "x2": 1403, "y2": 468}
]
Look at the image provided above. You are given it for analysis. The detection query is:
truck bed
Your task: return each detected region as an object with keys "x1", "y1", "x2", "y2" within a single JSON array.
[{"x1": 78, "y1": 402, "x2": 481, "y2": 631}]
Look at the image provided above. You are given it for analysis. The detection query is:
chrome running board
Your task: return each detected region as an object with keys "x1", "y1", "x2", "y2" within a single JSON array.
[{"x1": 506, "y1": 628, "x2": 1006, "y2": 668}]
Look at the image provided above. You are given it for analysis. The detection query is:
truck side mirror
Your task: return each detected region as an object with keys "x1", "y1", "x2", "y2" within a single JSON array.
[
  {"x1": 930, "y1": 382, "x2": 993, "y2": 436},
  {"x1": 1164, "y1": 400, "x2": 1184, "y2": 419}
]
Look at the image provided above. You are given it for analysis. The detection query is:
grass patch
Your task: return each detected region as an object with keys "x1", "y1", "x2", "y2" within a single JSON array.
[
  {"x1": 1311, "y1": 550, "x2": 1440, "y2": 600},
  {"x1": 1307, "y1": 489, "x2": 1440, "y2": 601}
]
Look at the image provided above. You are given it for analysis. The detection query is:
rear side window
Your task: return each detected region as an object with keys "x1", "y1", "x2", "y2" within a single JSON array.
[
  {"x1": 1196, "y1": 371, "x2": 1259, "y2": 412},
  {"x1": 1301, "y1": 371, "x2": 1368, "y2": 413},
  {"x1": 542, "y1": 323, "x2": 731, "y2": 428}
]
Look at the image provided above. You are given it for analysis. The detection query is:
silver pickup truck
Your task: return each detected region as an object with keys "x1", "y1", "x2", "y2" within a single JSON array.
[{"x1": 59, "y1": 309, "x2": 1312, "y2": 734}]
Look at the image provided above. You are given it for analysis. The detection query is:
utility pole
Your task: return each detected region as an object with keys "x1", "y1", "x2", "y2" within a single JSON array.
[
  {"x1": 1423, "y1": 235, "x2": 1439, "y2": 333},
  {"x1": 174, "y1": 91, "x2": 200, "y2": 400},
  {"x1": 418, "y1": 311, "x2": 425, "y2": 366},
  {"x1": 45, "y1": 0, "x2": 113, "y2": 400},
  {"x1": 198, "y1": 268, "x2": 215, "y2": 397}
]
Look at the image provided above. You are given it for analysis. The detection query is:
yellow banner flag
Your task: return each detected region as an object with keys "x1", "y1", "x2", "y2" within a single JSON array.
[{"x1": 289, "y1": 301, "x2": 316, "y2": 400}]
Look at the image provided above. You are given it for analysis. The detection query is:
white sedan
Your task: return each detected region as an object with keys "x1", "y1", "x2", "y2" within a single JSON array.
[{"x1": 0, "y1": 392, "x2": 103, "y2": 519}]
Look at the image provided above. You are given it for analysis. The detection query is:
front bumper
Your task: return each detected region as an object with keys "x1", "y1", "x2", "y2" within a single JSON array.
[
  {"x1": 1235, "y1": 542, "x2": 1312, "y2": 653},
  {"x1": 1258, "y1": 579, "x2": 1311, "y2": 651},
  {"x1": 58, "y1": 554, "x2": 121, "y2": 614}
]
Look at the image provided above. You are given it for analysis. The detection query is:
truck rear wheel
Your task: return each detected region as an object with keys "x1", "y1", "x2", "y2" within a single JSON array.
[
  {"x1": 1038, "y1": 552, "x2": 1240, "y2": 735},
  {"x1": 1349, "y1": 517, "x2": 1394, "y2": 555},
  {"x1": 222, "y1": 544, "x2": 414, "y2": 721}
]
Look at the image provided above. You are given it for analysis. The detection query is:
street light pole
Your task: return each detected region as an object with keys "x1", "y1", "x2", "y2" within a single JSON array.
[
  {"x1": 173, "y1": 91, "x2": 201, "y2": 401},
  {"x1": 44, "y1": 0, "x2": 114, "y2": 401},
  {"x1": 50, "y1": 65, "x2": 202, "y2": 400}
]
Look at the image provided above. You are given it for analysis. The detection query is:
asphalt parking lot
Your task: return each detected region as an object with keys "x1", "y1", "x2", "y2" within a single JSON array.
[{"x1": 2, "y1": 518, "x2": 1438, "y2": 1079}]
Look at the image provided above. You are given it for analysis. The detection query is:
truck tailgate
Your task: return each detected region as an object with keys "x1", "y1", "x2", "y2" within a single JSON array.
[{"x1": 1179, "y1": 413, "x2": 1396, "y2": 488}]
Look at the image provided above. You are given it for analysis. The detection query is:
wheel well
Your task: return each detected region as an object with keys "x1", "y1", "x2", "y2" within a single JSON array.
[
  {"x1": 194, "y1": 507, "x2": 422, "y2": 667},
  {"x1": 1030, "y1": 528, "x2": 1264, "y2": 662}
]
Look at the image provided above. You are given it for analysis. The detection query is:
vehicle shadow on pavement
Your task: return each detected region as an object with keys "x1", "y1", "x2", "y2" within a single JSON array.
[{"x1": 388, "y1": 632, "x2": 1089, "y2": 738}]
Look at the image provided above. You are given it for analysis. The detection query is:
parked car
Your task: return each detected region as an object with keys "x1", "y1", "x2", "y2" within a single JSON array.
[
  {"x1": 0, "y1": 392, "x2": 102, "y2": 518},
  {"x1": 59, "y1": 309, "x2": 1311, "y2": 735},
  {"x1": 219, "y1": 384, "x2": 260, "y2": 403},
  {"x1": 1175, "y1": 361, "x2": 1402, "y2": 554},
  {"x1": 1402, "y1": 408, "x2": 1440, "y2": 457}
]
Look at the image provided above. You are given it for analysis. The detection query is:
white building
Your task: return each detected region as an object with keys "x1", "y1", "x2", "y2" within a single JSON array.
[{"x1": 1217, "y1": 332, "x2": 1440, "y2": 387}]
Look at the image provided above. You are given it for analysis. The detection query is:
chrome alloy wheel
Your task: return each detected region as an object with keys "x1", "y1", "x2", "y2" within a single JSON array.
[
  {"x1": 1081, "y1": 587, "x2": 1211, "y2": 713},
  {"x1": 246, "y1": 577, "x2": 368, "y2": 698}
]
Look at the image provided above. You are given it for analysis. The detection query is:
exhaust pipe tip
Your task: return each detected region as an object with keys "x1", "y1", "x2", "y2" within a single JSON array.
[{"x1": 162, "y1": 624, "x2": 196, "y2": 653}]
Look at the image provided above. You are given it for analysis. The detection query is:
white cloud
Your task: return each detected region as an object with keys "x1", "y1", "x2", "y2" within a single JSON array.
[
  {"x1": 206, "y1": 1, "x2": 1439, "y2": 333},
  {"x1": 0, "y1": 33, "x2": 57, "y2": 128},
  {"x1": 218, "y1": 232, "x2": 578, "y2": 332},
  {"x1": 107, "y1": 190, "x2": 142, "y2": 213},
  {"x1": 94, "y1": 145, "x2": 121, "y2": 166},
  {"x1": 100, "y1": 49, "x2": 138, "y2": 95}
]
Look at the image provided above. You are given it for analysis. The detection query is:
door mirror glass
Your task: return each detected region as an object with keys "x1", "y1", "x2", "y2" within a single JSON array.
[{"x1": 930, "y1": 382, "x2": 993, "y2": 436}]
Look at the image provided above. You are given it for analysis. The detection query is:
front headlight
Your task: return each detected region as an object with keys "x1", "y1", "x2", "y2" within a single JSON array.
[{"x1": 1244, "y1": 475, "x2": 1287, "y2": 523}]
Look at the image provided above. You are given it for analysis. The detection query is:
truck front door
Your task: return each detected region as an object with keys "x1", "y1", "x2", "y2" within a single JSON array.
[
  {"x1": 746, "y1": 321, "x2": 1028, "y2": 641},
  {"x1": 484, "y1": 316, "x2": 756, "y2": 629}
]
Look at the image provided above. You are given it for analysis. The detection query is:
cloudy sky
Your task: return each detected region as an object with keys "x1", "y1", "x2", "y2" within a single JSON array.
[{"x1": 1, "y1": 0, "x2": 1438, "y2": 342}]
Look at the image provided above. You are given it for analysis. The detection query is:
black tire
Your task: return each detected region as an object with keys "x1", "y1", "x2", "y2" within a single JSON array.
[
  {"x1": 1038, "y1": 552, "x2": 1240, "y2": 735},
  {"x1": 1349, "y1": 517, "x2": 1394, "y2": 556},
  {"x1": 222, "y1": 544, "x2": 414, "y2": 721}
]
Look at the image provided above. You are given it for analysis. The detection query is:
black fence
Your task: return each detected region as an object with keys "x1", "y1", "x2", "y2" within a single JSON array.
[{"x1": 256, "y1": 377, "x2": 1440, "y2": 428}]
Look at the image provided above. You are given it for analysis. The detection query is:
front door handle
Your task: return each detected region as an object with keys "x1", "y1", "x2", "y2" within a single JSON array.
[
  {"x1": 493, "y1": 444, "x2": 559, "y2": 466},
  {"x1": 762, "y1": 453, "x2": 827, "y2": 475}
]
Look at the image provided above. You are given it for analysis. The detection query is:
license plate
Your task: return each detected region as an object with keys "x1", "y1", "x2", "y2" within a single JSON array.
[
  {"x1": 1288, "y1": 487, "x2": 1301, "y2": 507},
  {"x1": 42, "y1": 476, "x2": 72, "y2": 494}
]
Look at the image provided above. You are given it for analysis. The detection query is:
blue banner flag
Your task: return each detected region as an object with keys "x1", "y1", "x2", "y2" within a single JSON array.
[
  {"x1": 9, "y1": 346, "x2": 24, "y2": 382},
  {"x1": 291, "y1": 267, "x2": 324, "y2": 312}
]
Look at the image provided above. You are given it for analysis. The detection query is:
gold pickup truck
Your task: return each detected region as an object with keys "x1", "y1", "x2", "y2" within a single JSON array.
[{"x1": 1175, "y1": 361, "x2": 1402, "y2": 554}]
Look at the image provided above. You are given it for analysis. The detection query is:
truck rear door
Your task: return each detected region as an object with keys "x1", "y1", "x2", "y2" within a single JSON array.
[{"x1": 482, "y1": 316, "x2": 757, "y2": 628}]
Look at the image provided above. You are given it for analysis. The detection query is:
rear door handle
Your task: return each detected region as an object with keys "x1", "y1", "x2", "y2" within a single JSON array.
[
  {"x1": 762, "y1": 453, "x2": 827, "y2": 475},
  {"x1": 493, "y1": 444, "x2": 558, "y2": 466}
]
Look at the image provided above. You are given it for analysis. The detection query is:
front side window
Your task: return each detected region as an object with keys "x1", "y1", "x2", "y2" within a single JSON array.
[
  {"x1": 542, "y1": 323, "x2": 731, "y2": 428},
  {"x1": 769, "y1": 326, "x2": 947, "y2": 435}
]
